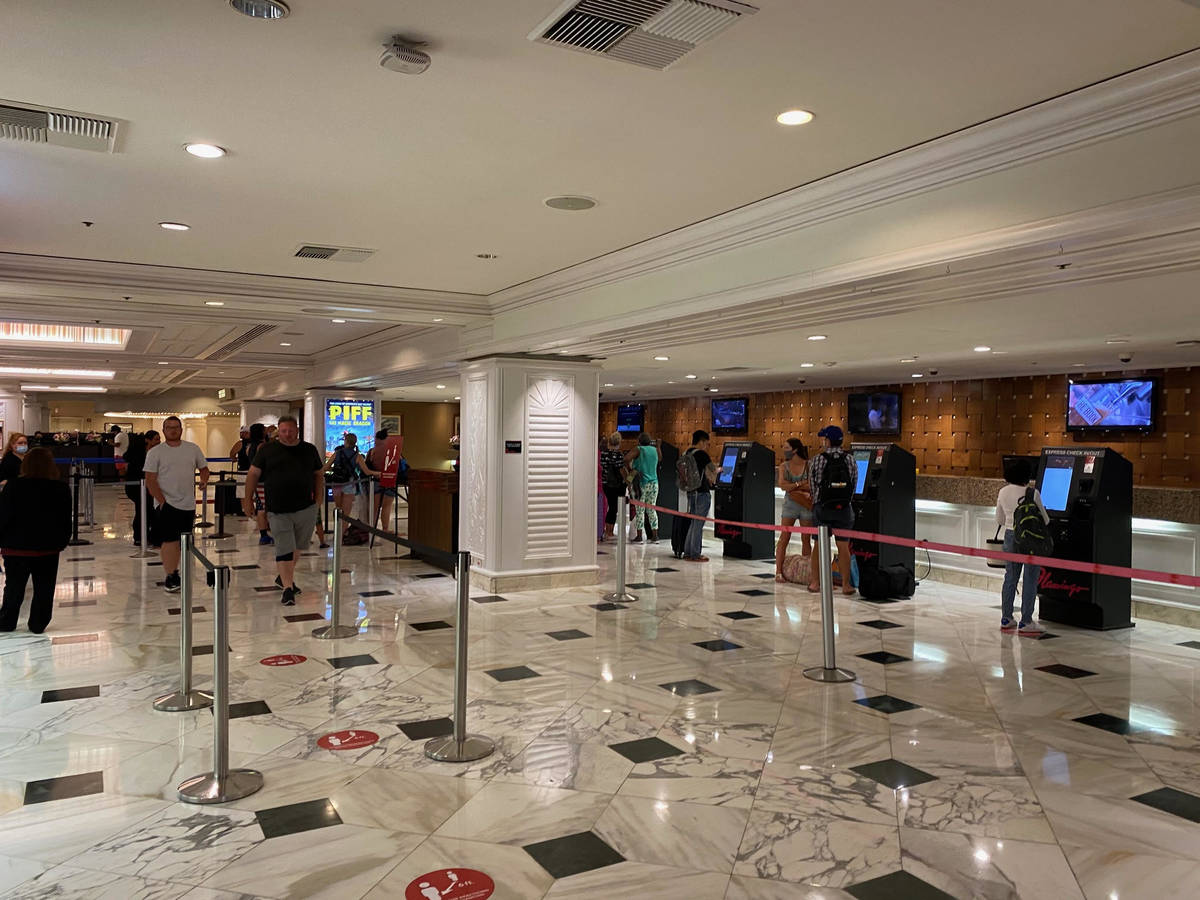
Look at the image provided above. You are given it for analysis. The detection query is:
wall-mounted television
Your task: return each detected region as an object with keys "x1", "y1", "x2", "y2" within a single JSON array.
[
  {"x1": 616, "y1": 403, "x2": 644, "y2": 435},
  {"x1": 711, "y1": 397, "x2": 748, "y2": 434},
  {"x1": 848, "y1": 392, "x2": 900, "y2": 434},
  {"x1": 1067, "y1": 378, "x2": 1156, "y2": 432}
]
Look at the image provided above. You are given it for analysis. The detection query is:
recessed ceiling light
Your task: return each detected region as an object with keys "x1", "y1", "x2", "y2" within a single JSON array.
[
  {"x1": 800, "y1": 362, "x2": 815, "y2": 368},
  {"x1": 685, "y1": 374, "x2": 697, "y2": 379},
  {"x1": 776, "y1": 109, "x2": 815, "y2": 126},
  {"x1": 603, "y1": 383, "x2": 614, "y2": 387},
  {"x1": 991, "y1": 350, "x2": 1008, "y2": 355},
  {"x1": 331, "y1": 318, "x2": 346, "y2": 324},
  {"x1": 807, "y1": 334, "x2": 827, "y2": 341},
  {"x1": 1105, "y1": 339, "x2": 1129, "y2": 345},
  {"x1": 973, "y1": 346, "x2": 991, "y2": 352},
  {"x1": 708, "y1": 387, "x2": 720, "y2": 392},
  {"x1": 558, "y1": 349, "x2": 572, "y2": 355},
  {"x1": 453, "y1": 396, "x2": 461, "y2": 400},
  {"x1": 432, "y1": 317, "x2": 444, "y2": 322},
  {"x1": 0, "y1": 366, "x2": 114, "y2": 378},
  {"x1": 55, "y1": 385, "x2": 107, "y2": 393},
  {"x1": 1073, "y1": 362, "x2": 1086, "y2": 367},
  {"x1": 279, "y1": 342, "x2": 292, "y2": 347},
  {"x1": 157, "y1": 361, "x2": 170, "y2": 366},
  {"x1": 20, "y1": 384, "x2": 51, "y2": 390},
  {"x1": 205, "y1": 300, "x2": 225, "y2": 307},
  {"x1": 436, "y1": 384, "x2": 446, "y2": 389},
  {"x1": 900, "y1": 358, "x2": 917, "y2": 363},
  {"x1": 159, "y1": 222, "x2": 190, "y2": 231},
  {"x1": 185, "y1": 143, "x2": 226, "y2": 159},
  {"x1": 911, "y1": 373, "x2": 924, "y2": 378},
  {"x1": 545, "y1": 195, "x2": 596, "y2": 211},
  {"x1": 653, "y1": 355, "x2": 669, "y2": 361},
  {"x1": 229, "y1": 0, "x2": 289, "y2": 18}
]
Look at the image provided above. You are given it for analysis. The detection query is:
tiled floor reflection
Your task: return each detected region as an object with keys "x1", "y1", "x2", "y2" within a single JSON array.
[{"x1": 2, "y1": 493, "x2": 1200, "y2": 898}]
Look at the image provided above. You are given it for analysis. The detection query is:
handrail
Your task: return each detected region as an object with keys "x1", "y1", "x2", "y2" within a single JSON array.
[{"x1": 188, "y1": 542, "x2": 218, "y2": 573}]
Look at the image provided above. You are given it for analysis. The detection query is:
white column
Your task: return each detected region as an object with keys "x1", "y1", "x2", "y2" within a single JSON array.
[{"x1": 459, "y1": 357, "x2": 600, "y2": 592}]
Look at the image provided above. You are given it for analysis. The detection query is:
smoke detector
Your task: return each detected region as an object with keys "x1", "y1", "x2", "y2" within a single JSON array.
[{"x1": 380, "y1": 36, "x2": 431, "y2": 74}]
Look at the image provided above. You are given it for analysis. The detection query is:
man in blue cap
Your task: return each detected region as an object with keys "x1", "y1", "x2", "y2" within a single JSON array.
[{"x1": 807, "y1": 425, "x2": 856, "y2": 594}]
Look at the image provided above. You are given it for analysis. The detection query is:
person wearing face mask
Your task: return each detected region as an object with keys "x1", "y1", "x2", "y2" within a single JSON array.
[
  {"x1": 0, "y1": 433, "x2": 29, "y2": 487},
  {"x1": 775, "y1": 437, "x2": 813, "y2": 581}
]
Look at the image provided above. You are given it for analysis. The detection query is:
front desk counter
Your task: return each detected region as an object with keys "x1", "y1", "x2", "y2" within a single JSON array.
[{"x1": 407, "y1": 469, "x2": 458, "y2": 571}]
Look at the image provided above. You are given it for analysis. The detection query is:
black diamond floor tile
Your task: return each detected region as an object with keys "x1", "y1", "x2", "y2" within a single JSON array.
[
  {"x1": 857, "y1": 650, "x2": 912, "y2": 665},
  {"x1": 1034, "y1": 633, "x2": 1060, "y2": 640},
  {"x1": 487, "y1": 665, "x2": 540, "y2": 682},
  {"x1": 214, "y1": 549, "x2": 240, "y2": 555},
  {"x1": 854, "y1": 694, "x2": 921, "y2": 714},
  {"x1": 255, "y1": 586, "x2": 281, "y2": 593},
  {"x1": 851, "y1": 758, "x2": 938, "y2": 789},
  {"x1": 192, "y1": 644, "x2": 215, "y2": 656},
  {"x1": 1131, "y1": 786, "x2": 1200, "y2": 824},
  {"x1": 608, "y1": 736, "x2": 686, "y2": 764},
  {"x1": 64, "y1": 557, "x2": 94, "y2": 562},
  {"x1": 358, "y1": 590, "x2": 392, "y2": 598},
  {"x1": 24, "y1": 771, "x2": 104, "y2": 805},
  {"x1": 547, "y1": 629, "x2": 590, "y2": 641},
  {"x1": 857, "y1": 620, "x2": 904, "y2": 630},
  {"x1": 473, "y1": 595, "x2": 508, "y2": 603},
  {"x1": 847, "y1": 869, "x2": 955, "y2": 900},
  {"x1": 167, "y1": 606, "x2": 206, "y2": 616},
  {"x1": 283, "y1": 613, "x2": 325, "y2": 623},
  {"x1": 227, "y1": 700, "x2": 271, "y2": 719},
  {"x1": 416, "y1": 572, "x2": 447, "y2": 579},
  {"x1": 694, "y1": 639, "x2": 742, "y2": 652},
  {"x1": 256, "y1": 798, "x2": 342, "y2": 839},
  {"x1": 1178, "y1": 640, "x2": 1200, "y2": 651},
  {"x1": 1074, "y1": 712, "x2": 1135, "y2": 735},
  {"x1": 41, "y1": 685, "x2": 100, "y2": 703},
  {"x1": 410, "y1": 620, "x2": 453, "y2": 631},
  {"x1": 718, "y1": 610, "x2": 761, "y2": 621},
  {"x1": 328, "y1": 654, "x2": 379, "y2": 670},
  {"x1": 591, "y1": 602, "x2": 624, "y2": 611},
  {"x1": 653, "y1": 567, "x2": 679, "y2": 573},
  {"x1": 58, "y1": 600, "x2": 98, "y2": 608},
  {"x1": 858, "y1": 597, "x2": 899, "y2": 604},
  {"x1": 146, "y1": 561, "x2": 162, "y2": 566},
  {"x1": 627, "y1": 582, "x2": 655, "y2": 590},
  {"x1": 751, "y1": 572, "x2": 777, "y2": 579},
  {"x1": 231, "y1": 564, "x2": 260, "y2": 571},
  {"x1": 1036, "y1": 663, "x2": 1096, "y2": 679},
  {"x1": 66, "y1": 575, "x2": 95, "y2": 582},
  {"x1": 398, "y1": 717, "x2": 454, "y2": 741},
  {"x1": 659, "y1": 678, "x2": 720, "y2": 697},
  {"x1": 737, "y1": 589, "x2": 771, "y2": 597},
  {"x1": 523, "y1": 831, "x2": 625, "y2": 880}
]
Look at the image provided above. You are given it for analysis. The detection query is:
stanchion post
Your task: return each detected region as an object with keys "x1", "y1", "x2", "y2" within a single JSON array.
[
  {"x1": 425, "y1": 550, "x2": 496, "y2": 763},
  {"x1": 131, "y1": 475, "x2": 156, "y2": 558},
  {"x1": 313, "y1": 509, "x2": 357, "y2": 639},
  {"x1": 367, "y1": 478, "x2": 376, "y2": 548},
  {"x1": 803, "y1": 525, "x2": 857, "y2": 684},
  {"x1": 68, "y1": 464, "x2": 91, "y2": 547},
  {"x1": 197, "y1": 478, "x2": 213, "y2": 528},
  {"x1": 178, "y1": 564, "x2": 262, "y2": 803},
  {"x1": 208, "y1": 472, "x2": 232, "y2": 540},
  {"x1": 603, "y1": 496, "x2": 639, "y2": 603},
  {"x1": 154, "y1": 533, "x2": 213, "y2": 712}
]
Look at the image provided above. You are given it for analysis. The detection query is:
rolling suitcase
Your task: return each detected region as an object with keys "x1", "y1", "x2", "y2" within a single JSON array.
[{"x1": 671, "y1": 508, "x2": 689, "y2": 559}]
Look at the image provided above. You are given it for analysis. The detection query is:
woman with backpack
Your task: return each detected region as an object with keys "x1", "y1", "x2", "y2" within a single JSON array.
[
  {"x1": 775, "y1": 438, "x2": 813, "y2": 582},
  {"x1": 326, "y1": 433, "x2": 380, "y2": 531},
  {"x1": 600, "y1": 432, "x2": 627, "y2": 541},
  {"x1": 994, "y1": 459, "x2": 1050, "y2": 636}
]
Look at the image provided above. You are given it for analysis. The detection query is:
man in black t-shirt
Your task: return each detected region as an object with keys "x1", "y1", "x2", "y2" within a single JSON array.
[
  {"x1": 683, "y1": 429, "x2": 721, "y2": 562},
  {"x1": 242, "y1": 416, "x2": 324, "y2": 606}
]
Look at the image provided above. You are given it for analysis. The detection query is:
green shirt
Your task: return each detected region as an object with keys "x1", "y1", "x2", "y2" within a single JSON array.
[{"x1": 632, "y1": 445, "x2": 658, "y2": 483}]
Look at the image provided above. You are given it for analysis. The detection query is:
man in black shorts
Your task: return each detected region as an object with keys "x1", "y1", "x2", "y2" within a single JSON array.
[
  {"x1": 144, "y1": 416, "x2": 209, "y2": 594},
  {"x1": 242, "y1": 416, "x2": 324, "y2": 606}
]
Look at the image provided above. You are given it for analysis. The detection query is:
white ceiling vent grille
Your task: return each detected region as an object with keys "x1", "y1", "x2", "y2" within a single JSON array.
[
  {"x1": 0, "y1": 100, "x2": 118, "y2": 152},
  {"x1": 293, "y1": 244, "x2": 376, "y2": 263},
  {"x1": 208, "y1": 324, "x2": 277, "y2": 360},
  {"x1": 531, "y1": 0, "x2": 755, "y2": 70}
]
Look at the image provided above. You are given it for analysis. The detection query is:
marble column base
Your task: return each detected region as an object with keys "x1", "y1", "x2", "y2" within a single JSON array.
[{"x1": 470, "y1": 564, "x2": 600, "y2": 593}]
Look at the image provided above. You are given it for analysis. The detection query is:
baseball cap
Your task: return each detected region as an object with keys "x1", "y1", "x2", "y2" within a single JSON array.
[{"x1": 818, "y1": 425, "x2": 844, "y2": 442}]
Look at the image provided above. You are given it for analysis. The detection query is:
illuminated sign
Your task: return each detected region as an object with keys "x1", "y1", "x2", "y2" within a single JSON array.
[{"x1": 324, "y1": 399, "x2": 375, "y2": 453}]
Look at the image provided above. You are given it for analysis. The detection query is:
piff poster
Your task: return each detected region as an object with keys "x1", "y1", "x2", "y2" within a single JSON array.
[{"x1": 325, "y1": 399, "x2": 376, "y2": 454}]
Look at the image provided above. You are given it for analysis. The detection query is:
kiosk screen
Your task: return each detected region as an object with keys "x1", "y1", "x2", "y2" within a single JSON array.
[
  {"x1": 1040, "y1": 457, "x2": 1075, "y2": 512},
  {"x1": 853, "y1": 449, "x2": 871, "y2": 495},
  {"x1": 717, "y1": 446, "x2": 739, "y2": 484}
]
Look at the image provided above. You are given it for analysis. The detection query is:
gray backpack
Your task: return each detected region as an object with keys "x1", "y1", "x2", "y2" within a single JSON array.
[{"x1": 676, "y1": 449, "x2": 702, "y2": 492}]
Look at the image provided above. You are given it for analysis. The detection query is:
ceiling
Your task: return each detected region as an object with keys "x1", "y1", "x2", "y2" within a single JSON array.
[{"x1": 2, "y1": 1, "x2": 1200, "y2": 401}]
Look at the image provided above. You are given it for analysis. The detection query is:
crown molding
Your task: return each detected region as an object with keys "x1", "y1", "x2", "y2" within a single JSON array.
[{"x1": 489, "y1": 50, "x2": 1200, "y2": 315}]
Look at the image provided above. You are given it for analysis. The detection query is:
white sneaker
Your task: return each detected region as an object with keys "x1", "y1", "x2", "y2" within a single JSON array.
[{"x1": 1017, "y1": 620, "x2": 1046, "y2": 637}]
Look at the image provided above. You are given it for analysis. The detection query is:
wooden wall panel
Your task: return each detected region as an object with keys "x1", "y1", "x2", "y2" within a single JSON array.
[{"x1": 599, "y1": 368, "x2": 1198, "y2": 488}]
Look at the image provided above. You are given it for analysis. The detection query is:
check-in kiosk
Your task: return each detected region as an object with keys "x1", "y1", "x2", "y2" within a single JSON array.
[
  {"x1": 1035, "y1": 447, "x2": 1132, "y2": 630},
  {"x1": 849, "y1": 443, "x2": 916, "y2": 573},
  {"x1": 713, "y1": 441, "x2": 775, "y2": 559},
  {"x1": 655, "y1": 440, "x2": 680, "y2": 534}
]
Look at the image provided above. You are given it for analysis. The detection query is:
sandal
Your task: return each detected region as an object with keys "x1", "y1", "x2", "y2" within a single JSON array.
[
  {"x1": 806, "y1": 583, "x2": 820, "y2": 593},
  {"x1": 775, "y1": 574, "x2": 787, "y2": 583}
]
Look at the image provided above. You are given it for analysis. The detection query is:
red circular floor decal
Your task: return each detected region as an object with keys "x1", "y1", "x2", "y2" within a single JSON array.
[
  {"x1": 317, "y1": 730, "x2": 380, "y2": 751},
  {"x1": 259, "y1": 654, "x2": 307, "y2": 667},
  {"x1": 405, "y1": 869, "x2": 494, "y2": 900}
]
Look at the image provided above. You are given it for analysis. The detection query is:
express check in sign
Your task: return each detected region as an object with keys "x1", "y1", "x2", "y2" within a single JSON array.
[{"x1": 325, "y1": 399, "x2": 375, "y2": 452}]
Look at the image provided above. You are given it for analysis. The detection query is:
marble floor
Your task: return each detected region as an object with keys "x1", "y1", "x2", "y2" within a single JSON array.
[{"x1": 2, "y1": 494, "x2": 1200, "y2": 899}]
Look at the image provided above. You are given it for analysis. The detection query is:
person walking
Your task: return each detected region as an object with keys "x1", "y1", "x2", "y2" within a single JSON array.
[
  {"x1": 144, "y1": 416, "x2": 210, "y2": 594},
  {"x1": 807, "y1": 426, "x2": 856, "y2": 595},
  {"x1": 326, "y1": 433, "x2": 379, "y2": 533},
  {"x1": 0, "y1": 432, "x2": 28, "y2": 487},
  {"x1": 123, "y1": 429, "x2": 160, "y2": 544},
  {"x1": 0, "y1": 447, "x2": 72, "y2": 633},
  {"x1": 242, "y1": 416, "x2": 324, "y2": 606},
  {"x1": 683, "y1": 430, "x2": 720, "y2": 562},
  {"x1": 995, "y1": 459, "x2": 1050, "y2": 636},
  {"x1": 626, "y1": 432, "x2": 660, "y2": 543},
  {"x1": 775, "y1": 438, "x2": 813, "y2": 581}
]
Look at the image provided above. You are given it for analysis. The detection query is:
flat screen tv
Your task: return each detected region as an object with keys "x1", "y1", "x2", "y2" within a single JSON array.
[
  {"x1": 848, "y1": 392, "x2": 900, "y2": 434},
  {"x1": 616, "y1": 403, "x2": 644, "y2": 435},
  {"x1": 1067, "y1": 378, "x2": 1156, "y2": 432},
  {"x1": 711, "y1": 397, "x2": 748, "y2": 434}
]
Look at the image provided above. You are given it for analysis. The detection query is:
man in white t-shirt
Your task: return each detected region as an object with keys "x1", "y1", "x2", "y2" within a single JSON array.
[
  {"x1": 144, "y1": 416, "x2": 209, "y2": 594},
  {"x1": 111, "y1": 425, "x2": 130, "y2": 458}
]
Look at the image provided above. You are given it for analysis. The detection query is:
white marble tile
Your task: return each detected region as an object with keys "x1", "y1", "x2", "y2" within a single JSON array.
[
  {"x1": 733, "y1": 809, "x2": 900, "y2": 888},
  {"x1": 1063, "y1": 844, "x2": 1200, "y2": 900},
  {"x1": 0, "y1": 794, "x2": 171, "y2": 864},
  {"x1": 489, "y1": 738, "x2": 634, "y2": 794},
  {"x1": 0, "y1": 854, "x2": 50, "y2": 896},
  {"x1": 5, "y1": 864, "x2": 193, "y2": 900},
  {"x1": 546, "y1": 860, "x2": 730, "y2": 898},
  {"x1": 724, "y1": 875, "x2": 856, "y2": 899},
  {"x1": 898, "y1": 775, "x2": 1055, "y2": 842},
  {"x1": 328, "y1": 767, "x2": 484, "y2": 833},
  {"x1": 754, "y1": 761, "x2": 896, "y2": 825},
  {"x1": 363, "y1": 835, "x2": 554, "y2": 900},
  {"x1": 595, "y1": 795, "x2": 750, "y2": 873},
  {"x1": 899, "y1": 828, "x2": 1085, "y2": 899},
  {"x1": 618, "y1": 752, "x2": 763, "y2": 808},
  {"x1": 435, "y1": 780, "x2": 612, "y2": 845}
]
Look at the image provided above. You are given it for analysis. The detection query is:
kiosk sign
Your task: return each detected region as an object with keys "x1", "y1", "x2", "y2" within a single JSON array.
[
  {"x1": 325, "y1": 400, "x2": 375, "y2": 454},
  {"x1": 405, "y1": 869, "x2": 494, "y2": 900}
]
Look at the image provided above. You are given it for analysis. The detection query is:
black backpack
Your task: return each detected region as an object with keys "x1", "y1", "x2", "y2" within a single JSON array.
[
  {"x1": 1014, "y1": 486, "x2": 1053, "y2": 556},
  {"x1": 818, "y1": 450, "x2": 854, "y2": 512},
  {"x1": 329, "y1": 446, "x2": 356, "y2": 484}
]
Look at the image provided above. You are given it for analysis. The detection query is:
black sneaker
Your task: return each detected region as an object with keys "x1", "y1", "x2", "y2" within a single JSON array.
[
  {"x1": 281, "y1": 587, "x2": 296, "y2": 606},
  {"x1": 164, "y1": 572, "x2": 181, "y2": 593},
  {"x1": 274, "y1": 575, "x2": 301, "y2": 594}
]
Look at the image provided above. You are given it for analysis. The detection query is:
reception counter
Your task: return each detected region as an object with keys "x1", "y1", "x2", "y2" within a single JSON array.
[{"x1": 407, "y1": 469, "x2": 458, "y2": 570}]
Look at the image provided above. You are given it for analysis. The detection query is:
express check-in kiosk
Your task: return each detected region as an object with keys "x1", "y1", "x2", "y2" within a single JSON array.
[
  {"x1": 1035, "y1": 447, "x2": 1132, "y2": 630},
  {"x1": 849, "y1": 443, "x2": 916, "y2": 574},
  {"x1": 713, "y1": 441, "x2": 775, "y2": 559}
]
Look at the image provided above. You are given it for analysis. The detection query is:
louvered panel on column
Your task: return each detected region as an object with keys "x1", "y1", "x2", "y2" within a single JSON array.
[{"x1": 526, "y1": 377, "x2": 573, "y2": 559}]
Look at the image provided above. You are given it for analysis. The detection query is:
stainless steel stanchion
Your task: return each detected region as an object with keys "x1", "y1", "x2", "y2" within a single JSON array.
[
  {"x1": 803, "y1": 525, "x2": 857, "y2": 684},
  {"x1": 82, "y1": 465, "x2": 95, "y2": 526},
  {"x1": 68, "y1": 464, "x2": 91, "y2": 547},
  {"x1": 178, "y1": 564, "x2": 263, "y2": 803},
  {"x1": 367, "y1": 478, "x2": 376, "y2": 548},
  {"x1": 425, "y1": 550, "x2": 496, "y2": 763},
  {"x1": 131, "y1": 477, "x2": 156, "y2": 559},
  {"x1": 312, "y1": 509, "x2": 358, "y2": 639},
  {"x1": 603, "y1": 496, "x2": 639, "y2": 603},
  {"x1": 154, "y1": 533, "x2": 214, "y2": 712},
  {"x1": 197, "y1": 479, "x2": 213, "y2": 528},
  {"x1": 208, "y1": 473, "x2": 233, "y2": 540}
]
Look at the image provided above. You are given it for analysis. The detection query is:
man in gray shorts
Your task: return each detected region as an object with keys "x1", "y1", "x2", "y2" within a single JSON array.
[{"x1": 242, "y1": 416, "x2": 324, "y2": 606}]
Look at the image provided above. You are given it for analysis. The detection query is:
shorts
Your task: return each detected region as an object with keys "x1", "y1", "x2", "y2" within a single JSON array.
[
  {"x1": 813, "y1": 503, "x2": 855, "y2": 531},
  {"x1": 266, "y1": 505, "x2": 318, "y2": 556},
  {"x1": 153, "y1": 503, "x2": 196, "y2": 544},
  {"x1": 330, "y1": 481, "x2": 361, "y2": 498},
  {"x1": 781, "y1": 496, "x2": 813, "y2": 522}
]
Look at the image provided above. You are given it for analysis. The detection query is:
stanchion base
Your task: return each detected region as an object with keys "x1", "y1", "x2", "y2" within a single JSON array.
[
  {"x1": 177, "y1": 768, "x2": 264, "y2": 804},
  {"x1": 424, "y1": 734, "x2": 496, "y2": 763},
  {"x1": 602, "y1": 591, "x2": 639, "y2": 603},
  {"x1": 312, "y1": 624, "x2": 359, "y2": 639},
  {"x1": 206, "y1": 531, "x2": 234, "y2": 540},
  {"x1": 196, "y1": 521, "x2": 214, "y2": 529},
  {"x1": 803, "y1": 666, "x2": 857, "y2": 684},
  {"x1": 130, "y1": 550, "x2": 157, "y2": 559},
  {"x1": 153, "y1": 689, "x2": 213, "y2": 712}
]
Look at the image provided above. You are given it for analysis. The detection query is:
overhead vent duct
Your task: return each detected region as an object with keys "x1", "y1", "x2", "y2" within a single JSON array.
[
  {"x1": 207, "y1": 324, "x2": 277, "y2": 360},
  {"x1": 294, "y1": 244, "x2": 376, "y2": 262},
  {"x1": 0, "y1": 100, "x2": 119, "y2": 152},
  {"x1": 531, "y1": 0, "x2": 756, "y2": 70}
]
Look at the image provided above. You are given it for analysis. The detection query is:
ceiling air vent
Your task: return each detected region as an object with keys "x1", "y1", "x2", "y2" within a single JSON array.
[
  {"x1": 293, "y1": 244, "x2": 376, "y2": 263},
  {"x1": 0, "y1": 100, "x2": 119, "y2": 152},
  {"x1": 531, "y1": 0, "x2": 756, "y2": 70},
  {"x1": 207, "y1": 324, "x2": 277, "y2": 360}
]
